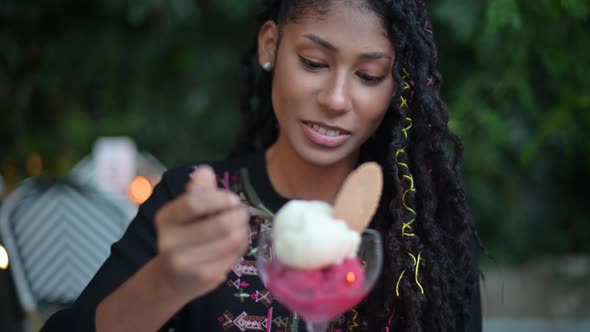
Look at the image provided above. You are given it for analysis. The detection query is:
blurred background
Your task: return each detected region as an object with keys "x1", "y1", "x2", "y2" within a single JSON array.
[{"x1": 1, "y1": 0, "x2": 589, "y2": 331}]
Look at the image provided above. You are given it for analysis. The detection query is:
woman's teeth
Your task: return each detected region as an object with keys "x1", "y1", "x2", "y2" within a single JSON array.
[{"x1": 311, "y1": 124, "x2": 342, "y2": 137}]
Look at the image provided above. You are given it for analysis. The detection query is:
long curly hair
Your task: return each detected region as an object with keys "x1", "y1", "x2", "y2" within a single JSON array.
[{"x1": 230, "y1": 1, "x2": 481, "y2": 331}]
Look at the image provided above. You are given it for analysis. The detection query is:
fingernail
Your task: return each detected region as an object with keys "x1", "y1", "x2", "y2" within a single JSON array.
[
  {"x1": 190, "y1": 165, "x2": 199, "y2": 178},
  {"x1": 228, "y1": 194, "x2": 240, "y2": 206}
]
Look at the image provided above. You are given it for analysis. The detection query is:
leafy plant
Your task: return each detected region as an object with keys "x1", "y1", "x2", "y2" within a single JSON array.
[{"x1": 1, "y1": 0, "x2": 588, "y2": 261}]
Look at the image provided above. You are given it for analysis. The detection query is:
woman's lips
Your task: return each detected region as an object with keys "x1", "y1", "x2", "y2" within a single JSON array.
[{"x1": 301, "y1": 121, "x2": 351, "y2": 147}]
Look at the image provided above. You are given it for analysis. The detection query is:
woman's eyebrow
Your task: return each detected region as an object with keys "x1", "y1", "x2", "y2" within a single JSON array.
[
  {"x1": 359, "y1": 52, "x2": 392, "y2": 60},
  {"x1": 303, "y1": 33, "x2": 392, "y2": 60},
  {"x1": 303, "y1": 33, "x2": 338, "y2": 51}
]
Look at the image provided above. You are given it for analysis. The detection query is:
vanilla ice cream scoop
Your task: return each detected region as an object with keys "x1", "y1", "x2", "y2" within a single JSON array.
[{"x1": 272, "y1": 200, "x2": 361, "y2": 269}]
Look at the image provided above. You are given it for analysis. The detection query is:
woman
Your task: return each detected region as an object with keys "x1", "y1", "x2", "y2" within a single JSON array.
[{"x1": 42, "y1": 0, "x2": 481, "y2": 331}]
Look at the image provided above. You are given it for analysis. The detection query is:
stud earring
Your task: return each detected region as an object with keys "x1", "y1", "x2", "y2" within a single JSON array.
[{"x1": 262, "y1": 62, "x2": 272, "y2": 72}]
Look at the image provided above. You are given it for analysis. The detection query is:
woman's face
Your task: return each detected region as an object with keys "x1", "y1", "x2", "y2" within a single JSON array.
[{"x1": 259, "y1": 3, "x2": 395, "y2": 167}]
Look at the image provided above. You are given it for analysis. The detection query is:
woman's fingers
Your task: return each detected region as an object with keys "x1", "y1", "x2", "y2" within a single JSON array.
[
  {"x1": 158, "y1": 219, "x2": 250, "y2": 297},
  {"x1": 158, "y1": 207, "x2": 249, "y2": 252},
  {"x1": 175, "y1": 223, "x2": 250, "y2": 269},
  {"x1": 152, "y1": 163, "x2": 251, "y2": 298},
  {"x1": 155, "y1": 188, "x2": 240, "y2": 227},
  {"x1": 188, "y1": 165, "x2": 217, "y2": 191}
]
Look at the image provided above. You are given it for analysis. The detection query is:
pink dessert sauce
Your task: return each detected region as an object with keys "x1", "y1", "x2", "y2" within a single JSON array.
[{"x1": 265, "y1": 257, "x2": 366, "y2": 322}]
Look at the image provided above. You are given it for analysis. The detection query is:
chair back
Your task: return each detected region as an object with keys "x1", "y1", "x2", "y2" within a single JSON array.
[{"x1": 0, "y1": 178, "x2": 131, "y2": 311}]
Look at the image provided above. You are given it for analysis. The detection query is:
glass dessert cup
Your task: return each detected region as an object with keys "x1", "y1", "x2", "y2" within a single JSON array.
[{"x1": 256, "y1": 228, "x2": 383, "y2": 332}]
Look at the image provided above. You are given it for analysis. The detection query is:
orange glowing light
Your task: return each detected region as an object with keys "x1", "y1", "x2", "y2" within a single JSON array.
[
  {"x1": 346, "y1": 271, "x2": 356, "y2": 284},
  {"x1": 129, "y1": 176, "x2": 152, "y2": 204},
  {"x1": 26, "y1": 152, "x2": 43, "y2": 176}
]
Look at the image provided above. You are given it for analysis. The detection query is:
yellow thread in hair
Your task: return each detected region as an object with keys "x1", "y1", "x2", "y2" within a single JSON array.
[
  {"x1": 401, "y1": 211, "x2": 416, "y2": 235},
  {"x1": 405, "y1": 252, "x2": 425, "y2": 294},
  {"x1": 402, "y1": 117, "x2": 413, "y2": 138},
  {"x1": 393, "y1": 152, "x2": 416, "y2": 237},
  {"x1": 348, "y1": 308, "x2": 360, "y2": 331},
  {"x1": 400, "y1": 96, "x2": 408, "y2": 108},
  {"x1": 401, "y1": 174, "x2": 417, "y2": 237},
  {"x1": 394, "y1": 150, "x2": 415, "y2": 236},
  {"x1": 392, "y1": 72, "x2": 425, "y2": 296},
  {"x1": 404, "y1": 175, "x2": 415, "y2": 190},
  {"x1": 415, "y1": 251, "x2": 425, "y2": 294},
  {"x1": 401, "y1": 68, "x2": 411, "y2": 104},
  {"x1": 395, "y1": 149, "x2": 408, "y2": 168},
  {"x1": 395, "y1": 269, "x2": 406, "y2": 297},
  {"x1": 395, "y1": 149, "x2": 414, "y2": 175}
]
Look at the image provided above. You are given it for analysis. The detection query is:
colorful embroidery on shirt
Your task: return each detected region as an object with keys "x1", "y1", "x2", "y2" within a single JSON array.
[
  {"x1": 227, "y1": 278, "x2": 251, "y2": 290},
  {"x1": 272, "y1": 316, "x2": 289, "y2": 329},
  {"x1": 251, "y1": 289, "x2": 273, "y2": 307},
  {"x1": 214, "y1": 167, "x2": 351, "y2": 331},
  {"x1": 219, "y1": 311, "x2": 265, "y2": 331},
  {"x1": 231, "y1": 257, "x2": 258, "y2": 277}
]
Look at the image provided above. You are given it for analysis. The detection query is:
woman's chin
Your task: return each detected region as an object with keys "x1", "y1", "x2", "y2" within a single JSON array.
[{"x1": 296, "y1": 145, "x2": 360, "y2": 168}]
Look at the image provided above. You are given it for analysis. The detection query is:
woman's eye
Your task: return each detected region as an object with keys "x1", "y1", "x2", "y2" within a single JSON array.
[
  {"x1": 358, "y1": 73, "x2": 385, "y2": 85},
  {"x1": 298, "y1": 56, "x2": 327, "y2": 70}
]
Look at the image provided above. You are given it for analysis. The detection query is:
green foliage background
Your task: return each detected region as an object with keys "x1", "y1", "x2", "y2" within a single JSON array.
[{"x1": 2, "y1": 0, "x2": 589, "y2": 262}]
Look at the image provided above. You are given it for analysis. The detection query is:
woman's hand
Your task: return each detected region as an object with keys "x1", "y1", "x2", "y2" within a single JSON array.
[
  {"x1": 154, "y1": 165, "x2": 250, "y2": 301},
  {"x1": 95, "y1": 166, "x2": 249, "y2": 332}
]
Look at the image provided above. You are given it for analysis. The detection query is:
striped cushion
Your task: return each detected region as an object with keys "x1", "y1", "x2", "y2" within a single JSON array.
[{"x1": 8, "y1": 181, "x2": 130, "y2": 305}]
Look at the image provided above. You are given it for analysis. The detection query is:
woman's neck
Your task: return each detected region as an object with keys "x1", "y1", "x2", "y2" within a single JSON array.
[{"x1": 265, "y1": 137, "x2": 358, "y2": 204}]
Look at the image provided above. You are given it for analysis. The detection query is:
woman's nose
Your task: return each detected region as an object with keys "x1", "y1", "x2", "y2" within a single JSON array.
[{"x1": 317, "y1": 72, "x2": 352, "y2": 114}]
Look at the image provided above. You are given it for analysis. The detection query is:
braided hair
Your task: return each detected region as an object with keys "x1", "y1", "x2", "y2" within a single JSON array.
[{"x1": 230, "y1": 1, "x2": 480, "y2": 331}]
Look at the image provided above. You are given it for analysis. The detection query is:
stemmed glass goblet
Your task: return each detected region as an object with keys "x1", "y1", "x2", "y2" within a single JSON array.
[{"x1": 257, "y1": 228, "x2": 383, "y2": 332}]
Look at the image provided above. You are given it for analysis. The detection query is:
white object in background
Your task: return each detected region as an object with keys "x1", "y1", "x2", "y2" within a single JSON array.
[
  {"x1": 0, "y1": 244, "x2": 8, "y2": 269},
  {"x1": 93, "y1": 137, "x2": 137, "y2": 197}
]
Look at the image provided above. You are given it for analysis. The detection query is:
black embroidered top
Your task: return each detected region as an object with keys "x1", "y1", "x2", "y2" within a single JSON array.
[
  {"x1": 40, "y1": 151, "x2": 481, "y2": 332},
  {"x1": 41, "y1": 152, "x2": 350, "y2": 331}
]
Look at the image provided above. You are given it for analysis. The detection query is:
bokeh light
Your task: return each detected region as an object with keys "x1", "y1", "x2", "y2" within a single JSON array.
[
  {"x1": 346, "y1": 271, "x2": 356, "y2": 284},
  {"x1": 129, "y1": 176, "x2": 152, "y2": 205},
  {"x1": 26, "y1": 152, "x2": 43, "y2": 176},
  {"x1": 0, "y1": 244, "x2": 9, "y2": 270}
]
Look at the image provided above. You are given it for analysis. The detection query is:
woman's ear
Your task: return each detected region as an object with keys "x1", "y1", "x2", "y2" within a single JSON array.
[{"x1": 258, "y1": 20, "x2": 279, "y2": 70}]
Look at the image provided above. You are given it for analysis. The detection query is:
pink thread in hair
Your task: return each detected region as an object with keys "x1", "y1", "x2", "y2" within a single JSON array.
[
  {"x1": 385, "y1": 308, "x2": 396, "y2": 332},
  {"x1": 424, "y1": 20, "x2": 432, "y2": 34},
  {"x1": 223, "y1": 171, "x2": 230, "y2": 190},
  {"x1": 427, "y1": 77, "x2": 433, "y2": 86}
]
